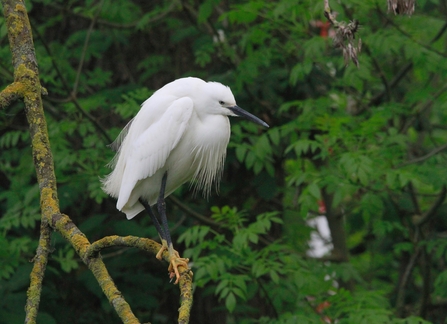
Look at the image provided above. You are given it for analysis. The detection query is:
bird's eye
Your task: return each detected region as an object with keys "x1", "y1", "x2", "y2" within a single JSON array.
[{"x1": 219, "y1": 100, "x2": 225, "y2": 105}]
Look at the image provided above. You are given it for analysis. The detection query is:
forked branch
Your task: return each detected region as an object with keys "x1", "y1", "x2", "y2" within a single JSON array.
[{"x1": 1, "y1": 0, "x2": 192, "y2": 323}]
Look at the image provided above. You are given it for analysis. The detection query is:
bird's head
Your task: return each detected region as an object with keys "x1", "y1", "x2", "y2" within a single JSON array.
[{"x1": 199, "y1": 81, "x2": 269, "y2": 128}]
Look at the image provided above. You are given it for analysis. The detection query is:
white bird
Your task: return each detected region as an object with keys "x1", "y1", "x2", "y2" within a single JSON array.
[{"x1": 102, "y1": 77, "x2": 268, "y2": 283}]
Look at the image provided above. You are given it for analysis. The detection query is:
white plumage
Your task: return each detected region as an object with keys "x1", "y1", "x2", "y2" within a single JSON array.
[{"x1": 102, "y1": 77, "x2": 267, "y2": 219}]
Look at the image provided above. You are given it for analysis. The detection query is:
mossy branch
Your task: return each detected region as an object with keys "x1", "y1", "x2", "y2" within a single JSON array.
[
  {"x1": 86, "y1": 235, "x2": 193, "y2": 324},
  {"x1": 0, "y1": 81, "x2": 23, "y2": 107},
  {"x1": 24, "y1": 219, "x2": 51, "y2": 324},
  {"x1": 1, "y1": 0, "x2": 193, "y2": 323}
]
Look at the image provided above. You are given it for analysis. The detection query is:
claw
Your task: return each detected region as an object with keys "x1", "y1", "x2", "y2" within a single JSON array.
[
  {"x1": 167, "y1": 248, "x2": 190, "y2": 284},
  {"x1": 155, "y1": 239, "x2": 168, "y2": 260},
  {"x1": 157, "y1": 242, "x2": 192, "y2": 284},
  {"x1": 167, "y1": 252, "x2": 189, "y2": 284}
]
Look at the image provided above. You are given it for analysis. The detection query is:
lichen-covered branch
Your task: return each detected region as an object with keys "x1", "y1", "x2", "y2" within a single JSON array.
[
  {"x1": 24, "y1": 219, "x2": 51, "y2": 324},
  {"x1": 51, "y1": 214, "x2": 140, "y2": 324},
  {"x1": 86, "y1": 235, "x2": 194, "y2": 323},
  {"x1": 0, "y1": 81, "x2": 23, "y2": 108},
  {"x1": 86, "y1": 235, "x2": 162, "y2": 259},
  {"x1": 1, "y1": 2, "x2": 59, "y2": 323},
  {"x1": 1, "y1": 0, "x2": 192, "y2": 323}
]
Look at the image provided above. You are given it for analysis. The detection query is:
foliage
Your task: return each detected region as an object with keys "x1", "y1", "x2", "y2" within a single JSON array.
[{"x1": 1, "y1": 0, "x2": 447, "y2": 323}]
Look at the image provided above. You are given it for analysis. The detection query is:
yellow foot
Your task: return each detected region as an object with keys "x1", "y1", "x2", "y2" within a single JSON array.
[
  {"x1": 155, "y1": 244, "x2": 167, "y2": 260},
  {"x1": 167, "y1": 250, "x2": 190, "y2": 285}
]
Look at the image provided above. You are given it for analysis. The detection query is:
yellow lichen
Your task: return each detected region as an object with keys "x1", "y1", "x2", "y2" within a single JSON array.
[{"x1": 15, "y1": 3, "x2": 26, "y2": 13}]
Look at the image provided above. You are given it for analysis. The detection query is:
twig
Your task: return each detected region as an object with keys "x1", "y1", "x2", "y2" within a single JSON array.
[
  {"x1": 169, "y1": 195, "x2": 220, "y2": 227},
  {"x1": 400, "y1": 83, "x2": 447, "y2": 134},
  {"x1": 418, "y1": 247, "x2": 431, "y2": 318},
  {"x1": 397, "y1": 143, "x2": 447, "y2": 168},
  {"x1": 169, "y1": 195, "x2": 273, "y2": 246},
  {"x1": 407, "y1": 182, "x2": 421, "y2": 215},
  {"x1": 396, "y1": 244, "x2": 421, "y2": 317},
  {"x1": 431, "y1": 21, "x2": 447, "y2": 43},
  {"x1": 413, "y1": 185, "x2": 447, "y2": 227},
  {"x1": 72, "y1": 0, "x2": 104, "y2": 96},
  {"x1": 30, "y1": 22, "x2": 112, "y2": 144},
  {"x1": 378, "y1": 8, "x2": 446, "y2": 58},
  {"x1": 49, "y1": 1, "x2": 178, "y2": 29},
  {"x1": 256, "y1": 277, "x2": 279, "y2": 318},
  {"x1": 363, "y1": 46, "x2": 391, "y2": 101},
  {"x1": 369, "y1": 63, "x2": 413, "y2": 107},
  {"x1": 369, "y1": 13, "x2": 447, "y2": 108}
]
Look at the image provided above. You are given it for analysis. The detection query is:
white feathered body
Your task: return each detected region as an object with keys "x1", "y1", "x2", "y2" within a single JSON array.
[{"x1": 102, "y1": 78, "x2": 233, "y2": 219}]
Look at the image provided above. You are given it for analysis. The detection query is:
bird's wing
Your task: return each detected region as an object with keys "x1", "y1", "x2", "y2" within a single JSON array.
[
  {"x1": 116, "y1": 97, "x2": 194, "y2": 210},
  {"x1": 109, "y1": 118, "x2": 134, "y2": 153}
]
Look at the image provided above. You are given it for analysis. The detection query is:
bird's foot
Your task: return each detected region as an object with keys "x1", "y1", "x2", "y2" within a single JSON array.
[
  {"x1": 155, "y1": 242, "x2": 167, "y2": 260},
  {"x1": 167, "y1": 249, "x2": 190, "y2": 284}
]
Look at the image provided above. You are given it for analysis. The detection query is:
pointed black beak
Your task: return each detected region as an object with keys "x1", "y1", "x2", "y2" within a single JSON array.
[{"x1": 228, "y1": 105, "x2": 269, "y2": 128}]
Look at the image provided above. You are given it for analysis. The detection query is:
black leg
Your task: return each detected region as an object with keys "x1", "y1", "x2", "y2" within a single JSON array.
[
  {"x1": 139, "y1": 198, "x2": 166, "y2": 241},
  {"x1": 151, "y1": 171, "x2": 190, "y2": 284},
  {"x1": 157, "y1": 172, "x2": 173, "y2": 249}
]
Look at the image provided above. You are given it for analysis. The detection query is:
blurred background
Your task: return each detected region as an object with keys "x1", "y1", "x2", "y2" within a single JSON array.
[{"x1": 1, "y1": 0, "x2": 447, "y2": 323}]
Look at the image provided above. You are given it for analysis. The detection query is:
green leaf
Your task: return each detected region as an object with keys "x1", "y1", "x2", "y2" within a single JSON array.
[{"x1": 225, "y1": 292, "x2": 236, "y2": 313}]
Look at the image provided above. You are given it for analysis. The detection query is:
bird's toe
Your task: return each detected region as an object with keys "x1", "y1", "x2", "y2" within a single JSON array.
[{"x1": 168, "y1": 256, "x2": 190, "y2": 284}]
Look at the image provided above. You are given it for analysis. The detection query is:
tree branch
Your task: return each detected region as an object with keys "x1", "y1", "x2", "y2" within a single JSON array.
[
  {"x1": 49, "y1": 1, "x2": 178, "y2": 29},
  {"x1": 169, "y1": 195, "x2": 220, "y2": 227},
  {"x1": 24, "y1": 220, "x2": 52, "y2": 324},
  {"x1": 1, "y1": 1, "x2": 193, "y2": 322},
  {"x1": 413, "y1": 185, "x2": 447, "y2": 227},
  {"x1": 396, "y1": 245, "x2": 421, "y2": 317},
  {"x1": 85, "y1": 235, "x2": 193, "y2": 323},
  {"x1": 72, "y1": 0, "x2": 104, "y2": 96},
  {"x1": 400, "y1": 83, "x2": 447, "y2": 134},
  {"x1": 30, "y1": 22, "x2": 112, "y2": 144},
  {"x1": 378, "y1": 8, "x2": 447, "y2": 58},
  {"x1": 51, "y1": 214, "x2": 140, "y2": 324},
  {"x1": 369, "y1": 14, "x2": 447, "y2": 108},
  {"x1": 397, "y1": 143, "x2": 447, "y2": 168},
  {"x1": 0, "y1": 81, "x2": 23, "y2": 108}
]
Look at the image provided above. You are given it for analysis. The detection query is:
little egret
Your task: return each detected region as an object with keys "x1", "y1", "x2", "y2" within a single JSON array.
[{"x1": 102, "y1": 77, "x2": 269, "y2": 283}]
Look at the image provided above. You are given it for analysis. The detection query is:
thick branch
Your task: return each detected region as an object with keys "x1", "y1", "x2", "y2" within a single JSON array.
[
  {"x1": 51, "y1": 214, "x2": 140, "y2": 324},
  {"x1": 1, "y1": 1, "x2": 192, "y2": 323},
  {"x1": 86, "y1": 235, "x2": 193, "y2": 323},
  {"x1": 2, "y1": 2, "x2": 58, "y2": 322}
]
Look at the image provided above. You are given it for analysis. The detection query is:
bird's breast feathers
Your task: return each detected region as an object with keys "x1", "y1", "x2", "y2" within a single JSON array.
[{"x1": 183, "y1": 114, "x2": 230, "y2": 195}]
